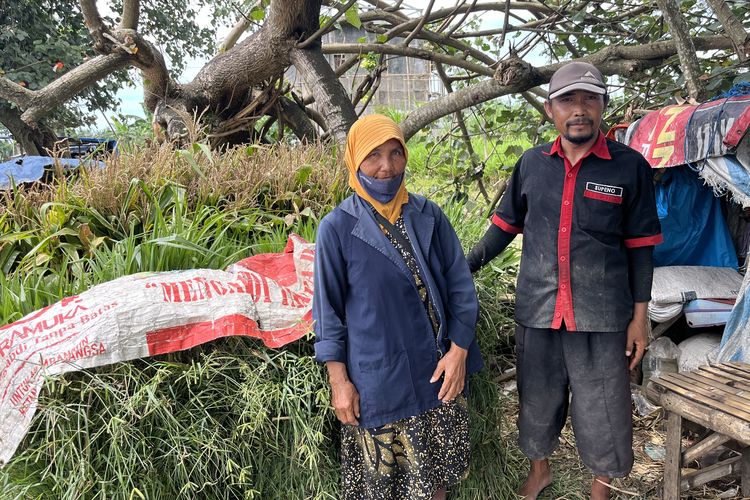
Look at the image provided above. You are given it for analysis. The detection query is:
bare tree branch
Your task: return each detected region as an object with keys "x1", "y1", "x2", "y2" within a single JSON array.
[
  {"x1": 276, "y1": 96, "x2": 319, "y2": 141},
  {"x1": 119, "y1": 0, "x2": 141, "y2": 30},
  {"x1": 656, "y1": 0, "x2": 706, "y2": 101},
  {"x1": 21, "y1": 53, "x2": 131, "y2": 125},
  {"x1": 323, "y1": 43, "x2": 494, "y2": 77},
  {"x1": 400, "y1": 35, "x2": 735, "y2": 139},
  {"x1": 444, "y1": 0, "x2": 479, "y2": 38},
  {"x1": 298, "y1": 0, "x2": 358, "y2": 50},
  {"x1": 704, "y1": 0, "x2": 749, "y2": 61},
  {"x1": 435, "y1": 62, "x2": 490, "y2": 203},
  {"x1": 80, "y1": 0, "x2": 111, "y2": 51},
  {"x1": 0, "y1": 78, "x2": 35, "y2": 109},
  {"x1": 362, "y1": 11, "x2": 497, "y2": 67},
  {"x1": 374, "y1": 1, "x2": 554, "y2": 35},
  {"x1": 219, "y1": 1, "x2": 263, "y2": 53},
  {"x1": 402, "y1": 0, "x2": 434, "y2": 46},
  {"x1": 521, "y1": 91, "x2": 548, "y2": 121}
]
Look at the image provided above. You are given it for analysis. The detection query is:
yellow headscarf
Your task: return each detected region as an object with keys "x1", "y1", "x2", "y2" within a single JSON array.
[{"x1": 344, "y1": 114, "x2": 410, "y2": 223}]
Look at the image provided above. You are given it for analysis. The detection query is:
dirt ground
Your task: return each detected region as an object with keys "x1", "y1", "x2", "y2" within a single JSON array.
[{"x1": 498, "y1": 389, "x2": 745, "y2": 499}]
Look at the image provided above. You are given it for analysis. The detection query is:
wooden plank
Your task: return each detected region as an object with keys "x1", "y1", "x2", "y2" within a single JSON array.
[
  {"x1": 659, "y1": 392, "x2": 750, "y2": 444},
  {"x1": 664, "y1": 411, "x2": 682, "y2": 500},
  {"x1": 696, "y1": 366, "x2": 735, "y2": 383},
  {"x1": 713, "y1": 364, "x2": 750, "y2": 383},
  {"x1": 682, "y1": 431, "x2": 732, "y2": 465},
  {"x1": 680, "y1": 455, "x2": 741, "y2": 490},
  {"x1": 725, "y1": 362, "x2": 750, "y2": 376},
  {"x1": 697, "y1": 367, "x2": 750, "y2": 392},
  {"x1": 655, "y1": 374, "x2": 750, "y2": 420},
  {"x1": 678, "y1": 372, "x2": 750, "y2": 408},
  {"x1": 662, "y1": 373, "x2": 750, "y2": 417},
  {"x1": 692, "y1": 369, "x2": 750, "y2": 392},
  {"x1": 743, "y1": 447, "x2": 750, "y2": 497}
]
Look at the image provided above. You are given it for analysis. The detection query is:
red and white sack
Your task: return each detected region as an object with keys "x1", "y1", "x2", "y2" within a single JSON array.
[{"x1": 0, "y1": 234, "x2": 314, "y2": 466}]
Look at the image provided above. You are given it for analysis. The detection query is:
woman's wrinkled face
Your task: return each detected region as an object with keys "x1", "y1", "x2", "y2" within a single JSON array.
[{"x1": 358, "y1": 138, "x2": 406, "y2": 179}]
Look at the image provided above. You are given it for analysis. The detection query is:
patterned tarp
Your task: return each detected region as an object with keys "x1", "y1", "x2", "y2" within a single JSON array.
[{"x1": 0, "y1": 235, "x2": 314, "y2": 466}]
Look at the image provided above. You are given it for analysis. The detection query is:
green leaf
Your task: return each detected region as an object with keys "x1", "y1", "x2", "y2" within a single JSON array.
[
  {"x1": 344, "y1": 4, "x2": 361, "y2": 29},
  {"x1": 376, "y1": 34, "x2": 388, "y2": 43},
  {"x1": 294, "y1": 165, "x2": 313, "y2": 187},
  {"x1": 250, "y1": 8, "x2": 265, "y2": 21}
]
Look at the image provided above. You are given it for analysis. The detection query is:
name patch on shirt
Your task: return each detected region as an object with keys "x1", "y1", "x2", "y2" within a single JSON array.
[{"x1": 585, "y1": 182, "x2": 623, "y2": 198}]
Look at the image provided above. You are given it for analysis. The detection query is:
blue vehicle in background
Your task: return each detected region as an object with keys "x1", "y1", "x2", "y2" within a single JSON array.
[{"x1": 0, "y1": 137, "x2": 115, "y2": 189}]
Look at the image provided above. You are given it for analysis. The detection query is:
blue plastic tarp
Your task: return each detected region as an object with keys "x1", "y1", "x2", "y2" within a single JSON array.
[
  {"x1": 0, "y1": 156, "x2": 105, "y2": 189},
  {"x1": 653, "y1": 165, "x2": 738, "y2": 269}
]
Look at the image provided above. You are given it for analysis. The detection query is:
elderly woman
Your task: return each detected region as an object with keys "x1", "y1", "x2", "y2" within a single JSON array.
[{"x1": 313, "y1": 114, "x2": 483, "y2": 499}]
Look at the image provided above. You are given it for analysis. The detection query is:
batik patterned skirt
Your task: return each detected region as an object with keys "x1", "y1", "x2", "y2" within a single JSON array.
[{"x1": 340, "y1": 395, "x2": 470, "y2": 500}]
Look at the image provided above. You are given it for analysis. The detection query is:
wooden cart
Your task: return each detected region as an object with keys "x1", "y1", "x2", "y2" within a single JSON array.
[{"x1": 649, "y1": 363, "x2": 750, "y2": 499}]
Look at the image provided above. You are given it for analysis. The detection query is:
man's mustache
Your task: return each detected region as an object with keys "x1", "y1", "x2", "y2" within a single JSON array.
[{"x1": 566, "y1": 118, "x2": 594, "y2": 127}]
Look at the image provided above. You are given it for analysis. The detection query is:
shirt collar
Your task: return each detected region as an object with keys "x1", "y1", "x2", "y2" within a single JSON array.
[{"x1": 544, "y1": 131, "x2": 611, "y2": 160}]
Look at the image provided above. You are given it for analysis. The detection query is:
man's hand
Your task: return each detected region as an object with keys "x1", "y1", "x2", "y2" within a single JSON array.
[
  {"x1": 430, "y1": 343, "x2": 468, "y2": 403},
  {"x1": 626, "y1": 302, "x2": 650, "y2": 370},
  {"x1": 326, "y1": 361, "x2": 360, "y2": 425}
]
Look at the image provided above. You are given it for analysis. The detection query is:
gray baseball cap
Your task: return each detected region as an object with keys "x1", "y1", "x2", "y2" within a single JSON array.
[{"x1": 548, "y1": 62, "x2": 607, "y2": 99}]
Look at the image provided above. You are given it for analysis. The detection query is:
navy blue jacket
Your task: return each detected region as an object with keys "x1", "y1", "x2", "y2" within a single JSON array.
[{"x1": 313, "y1": 193, "x2": 483, "y2": 428}]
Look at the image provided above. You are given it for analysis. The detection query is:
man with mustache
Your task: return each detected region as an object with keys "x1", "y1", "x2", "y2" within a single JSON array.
[{"x1": 467, "y1": 62, "x2": 662, "y2": 499}]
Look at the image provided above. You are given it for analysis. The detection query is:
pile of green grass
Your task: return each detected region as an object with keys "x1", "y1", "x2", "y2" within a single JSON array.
[{"x1": 0, "y1": 142, "x2": 521, "y2": 499}]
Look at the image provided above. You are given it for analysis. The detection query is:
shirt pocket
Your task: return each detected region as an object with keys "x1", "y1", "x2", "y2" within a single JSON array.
[
  {"x1": 578, "y1": 190, "x2": 624, "y2": 235},
  {"x1": 358, "y1": 350, "x2": 416, "y2": 418}
]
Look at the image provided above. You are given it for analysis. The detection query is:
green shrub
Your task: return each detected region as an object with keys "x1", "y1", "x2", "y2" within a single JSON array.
[{"x1": 0, "y1": 142, "x2": 520, "y2": 498}]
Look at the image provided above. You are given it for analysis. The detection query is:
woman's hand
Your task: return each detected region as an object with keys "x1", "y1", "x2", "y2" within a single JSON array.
[
  {"x1": 326, "y1": 361, "x2": 360, "y2": 425},
  {"x1": 430, "y1": 343, "x2": 468, "y2": 403}
]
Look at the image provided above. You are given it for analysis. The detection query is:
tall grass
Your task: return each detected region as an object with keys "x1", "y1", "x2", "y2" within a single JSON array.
[{"x1": 0, "y1": 142, "x2": 521, "y2": 498}]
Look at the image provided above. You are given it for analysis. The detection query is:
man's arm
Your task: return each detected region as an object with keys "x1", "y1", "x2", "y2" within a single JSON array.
[
  {"x1": 466, "y1": 223, "x2": 516, "y2": 273},
  {"x1": 625, "y1": 246, "x2": 654, "y2": 369}
]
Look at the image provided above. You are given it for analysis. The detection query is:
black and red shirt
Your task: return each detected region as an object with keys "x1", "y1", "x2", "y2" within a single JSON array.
[{"x1": 494, "y1": 132, "x2": 662, "y2": 332}]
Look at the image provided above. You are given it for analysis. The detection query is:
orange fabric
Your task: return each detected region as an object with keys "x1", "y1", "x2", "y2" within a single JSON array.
[{"x1": 344, "y1": 114, "x2": 409, "y2": 223}]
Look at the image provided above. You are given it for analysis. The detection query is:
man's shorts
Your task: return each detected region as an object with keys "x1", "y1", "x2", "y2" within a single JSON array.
[{"x1": 515, "y1": 324, "x2": 634, "y2": 478}]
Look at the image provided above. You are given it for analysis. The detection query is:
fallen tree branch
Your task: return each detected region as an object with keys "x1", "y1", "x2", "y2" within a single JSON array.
[{"x1": 400, "y1": 35, "x2": 735, "y2": 139}]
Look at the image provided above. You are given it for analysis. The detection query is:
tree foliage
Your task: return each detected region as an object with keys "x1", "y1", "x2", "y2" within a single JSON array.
[
  {"x1": 0, "y1": 0, "x2": 232, "y2": 152},
  {"x1": 0, "y1": 0, "x2": 748, "y2": 154}
]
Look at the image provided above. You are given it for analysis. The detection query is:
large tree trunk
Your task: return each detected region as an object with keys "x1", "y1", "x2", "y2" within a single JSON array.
[
  {"x1": 290, "y1": 48, "x2": 357, "y2": 144},
  {"x1": 0, "y1": 106, "x2": 57, "y2": 156},
  {"x1": 0, "y1": 0, "x2": 746, "y2": 152}
]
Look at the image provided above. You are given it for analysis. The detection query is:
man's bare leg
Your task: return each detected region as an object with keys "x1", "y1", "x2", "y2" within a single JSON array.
[
  {"x1": 432, "y1": 488, "x2": 446, "y2": 500},
  {"x1": 518, "y1": 458, "x2": 552, "y2": 499},
  {"x1": 591, "y1": 476, "x2": 611, "y2": 500}
]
